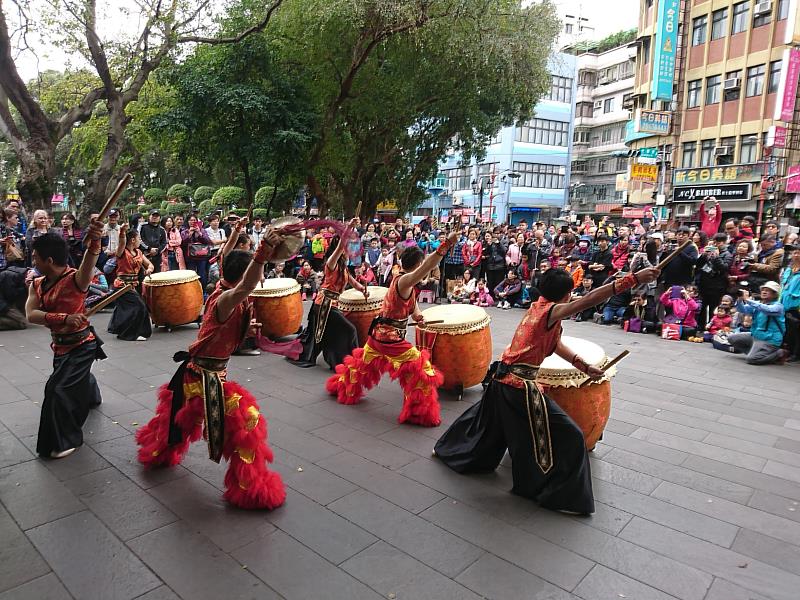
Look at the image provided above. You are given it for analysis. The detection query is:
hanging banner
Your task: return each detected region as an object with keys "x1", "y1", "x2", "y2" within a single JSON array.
[
  {"x1": 651, "y1": 0, "x2": 679, "y2": 101},
  {"x1": 787, "y1": 165, "x2": 800, "y2": 194},
  {"x1": 774, "y1": 47, "x2": 800, "y2": 122},
  {"x1": 633, "y1": 109, "x2": 672, "y2": 135},
  {"x1": 766, "y1": 125, "x2": 787, "y2": 148}
]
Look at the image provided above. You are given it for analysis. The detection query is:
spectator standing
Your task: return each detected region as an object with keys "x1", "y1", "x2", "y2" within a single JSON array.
[
  {"x1": 5, "y1": 199, "x2": 27, "y2": 234},
  {"x1": 482, "y1": 232, "x2": 507, "y2": 294},
  {"x1": 346, "y1": 234, "x2": 363, "y2": 272},
  {"x1": 250, "y1": 216, "x2": 267, "y2": 247},
  {"x1": 462, "y1": 229, "x2": 483, "y2": 279},
  {"x1": 695, "y1": 232, "x2": 732, "y2": 329},
  {"x1": 25, "y1": 209, "x2": 58, "y2": 267},
  {"x1": 729, "y1": 284, "x2": 787, "y2": 365},
  {"x1": 103, "y1": 209, "x2": 121, "y2": 260},
  {"x1": 698, "y1": 198, "x2": 723, "y2": 237},
  {"x1": 443, "y1": 232, "x2": 465, "y2": 285},
  {"x1": 724, "y1": 218, "x2": 753, "y2": 253},
  {"x1": 780, "y1": 246, "x2": 800, "y2": 361},
  {"x1": 747, "y1": 234, "x2": 784, "y2": 289},
  {"x1": 139, "y1": 210, "x2": 167, "y2": 273},
  {"x1": 506, "y1": 235, "x2": 522, "y2": 270},
  {"x1": 587, "y1": 235, "x2": 613, "y2": 286},
  {"x1": 0, "y1": 208, "x2": 25, "y2": 269},
  {"x1": 661, "y1": 226, "x2": 698, "y2": 286},
  {"x1": 182, "y1": 214, "x2": 213, "y2": 290},
  {"x1": 204, "y1": 214, "x2": 227, "y2": 258},
  {"x1": 161, "y1": 216, "x2": 186, "y2": 271},
  {"x1": 60, "y1": 213, "x2": 83, "y2": 268},
  {"x1": 728, "y1": 239, "x2": 755, "y2": 294}
]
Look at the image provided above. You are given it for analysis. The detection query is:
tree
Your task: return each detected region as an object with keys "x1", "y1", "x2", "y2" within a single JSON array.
[
  {"x1": 0, "y1": 0, "x2": 285, "y2": 211},
  {"x1": 167, "y1": 183, "x2": 193, "y2": 202}
]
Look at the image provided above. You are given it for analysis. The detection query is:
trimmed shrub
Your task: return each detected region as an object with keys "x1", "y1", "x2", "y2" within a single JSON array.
[
  {"x1": 193, "y1": 186, "x2": 215, "y2": 204},
  {"x1": 143, "y1": 187, "x2": 167, "y2": 205},
  {"x1": 167, "y1": 183, "x2": 193, "y2": 202},
  {"x1": 211, "y1": 186, "x2": 246, "y2": 207},
  {"x1": 229, "y1": 208, "x2": 248, "y2": 217},
  {"x1": 167, "y1": 202, "x2": 191, "y2": 216},
  {"x1": 254, "y1": 186, "x2": 274, "y2": 209},
  {"x1": 196, "y1": 199, "x2": 215, "y2": 217},
  {"x1": 123, "y1": 203, "x2": 140, "y2": 216},
  {"x1": 252, "y1": 208, "x2": 268, "y2": 221}
]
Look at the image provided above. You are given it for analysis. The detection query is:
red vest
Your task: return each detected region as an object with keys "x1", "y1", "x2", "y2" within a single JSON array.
[
  {"x1": 34, "y1": 268, "x2": 94, "y2": 354},
  {"x1": 188, "y1": 286, "x2": 251, "y2": 360},
  {"x1": 499, "y1": 298, "x2": 562, "y2": 388}
]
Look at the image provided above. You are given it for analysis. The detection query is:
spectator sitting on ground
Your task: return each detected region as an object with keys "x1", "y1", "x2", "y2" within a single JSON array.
[
  {"x1": 600, "y1": 270, "x2": 632, "y2": 325},
  {"x1": 529, "y1": 260, "x2": 551, "y2": 302},
  {"x1": 611, "y1": 235, "x2": 631, "y2": 272},
  {"x1": 450, "y1": 269, "x2": 477, "y2": 303},
  {"x1": 566, "y1": 255, "x2": 583, "y2": 289},
  {"x1": 571, "y1": 277, "x2": 598, "y2": 322},
  {"x1": 494, "y1": 269, "x2": 523, "y2": 309},
  {"x1": 729, "y1": 283, "x2": 787, "y2": 365},
  {"x1": 267, "y1": 262, "x2": 285, "y2": 279},
  {"x1": 704, "y1": 306, "x2": 733, "y2": 341},
  {"x1": 587, "y1": 235, "x2": 614, "y2": 286},
  {"x1": 659, "y1": 285, "x2": 700, "y2": 336},
  {"x1": 296, "y1": 260, "x2": 319, "y2": 301},
  {"x1": 472, "y1": 279, "x2": 494, "y2": 307}
]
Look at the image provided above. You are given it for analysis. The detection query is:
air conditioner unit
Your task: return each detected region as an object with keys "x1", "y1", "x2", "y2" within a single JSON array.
[
  {"x1": 714, "y1": 145, "x2": 732, "y2": 156},
  {"x1": 593, "y1": 100, "x2": 603, "y2": 110},
  {"x1": 675, "y1": 204, "x2": 694, "y2": 217},
  {"x1": 754, "y1": 1, "x2": 772, "y2": 16},
  {"x1": 723, "y1": 77, "x2": 741, "y2": 90},
  {"x1": 452, "y1": 197, "x2": 462, "y2": 206}
]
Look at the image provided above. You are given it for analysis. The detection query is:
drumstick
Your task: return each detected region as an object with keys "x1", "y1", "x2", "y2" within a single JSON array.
[
  {"x1": 578, "y1": 350, "x2": 630, "y2": 388},
  {"x1": 411, "y1": 319, "x2": 444, "y2": 327},
  {"x1": 354, "y1": 201, "x2": 362, "y2": 219},
  {"x1": 656, "y1": 239, "x2": 692, "y2": 270},
  {"x1": 97, "y1": 174, "x2": 133, "y2": 221},
  {"x1": 85, "y1": 284, "x2": 133, "y2": 317}
]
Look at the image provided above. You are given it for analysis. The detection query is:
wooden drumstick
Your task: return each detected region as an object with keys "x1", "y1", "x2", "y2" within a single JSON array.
[
  {"x1": 85, "y1": 284, "x2": 133, "y2": 317},
  {"x1": 578, "y1": 349, "x2": 630, "y2": 388},
  {"x1": 411, "y1": 319, "x2": 444, "y2": 327},
  {"x1": 354, "y1": 201, "x2": 362, "y2": 219},
  {"x1": 656, "y1": 239, "x2": 691, "y2": 270},
  {"x1": 97, "y1": 174, "x2": 133, "y2": 221}
]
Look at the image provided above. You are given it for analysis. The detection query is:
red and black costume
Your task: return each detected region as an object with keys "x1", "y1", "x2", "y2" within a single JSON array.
[
  {"x1": 34, "y1": 268, "x2": 105, "y2": 457},
  {"x1": 107, "y1": 247, "x2": 152, "y2": 341},
  {"x1": 136, "y1": 284, "x2": 285, "y2": 509},
  {"x1": 288, "y1": 261, "x2": 359, "y2": 369},
  {"x1": 325, "y1": 276, "x2": 443, "y2": 426}
]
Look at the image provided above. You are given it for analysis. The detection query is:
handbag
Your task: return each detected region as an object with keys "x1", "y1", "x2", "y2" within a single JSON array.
[
  {"x1": 661, "y1": 322, "x2": 682, "y2": 340},
  {"x1": 625, "y1": 317, "x2": 643, "y2": 333},
  {"x1": 188, "y1": 243, "x2": 212, "y2": 260},
  {"x1": 6, "y1": 240, "x2": 23, "y2": 262}
]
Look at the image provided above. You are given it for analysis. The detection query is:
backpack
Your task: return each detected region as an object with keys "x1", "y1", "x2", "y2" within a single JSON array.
[{"x1": 311, "y1": 237, "x2": 325, "y2": 255}]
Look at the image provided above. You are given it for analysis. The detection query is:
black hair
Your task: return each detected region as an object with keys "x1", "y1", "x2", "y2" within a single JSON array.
[
  {"x1": 31, "y1": 232, "x2": 68, "y2": 266},
  {"x1": 236, "y1": 233, "x2": 250, "y2": 247},
  {"x1": 596, "y1": 235, "x2": 609, "y2": 242},
  {"x1": 725, "y1": 217, "x2": 739, "y2": 226},
  {"x1": 160, "y1": 216, "x2": 173, "y2": 229},
  {"x1": 676, "y1": 225, "x2": 691, "y2": 234},
  {"x1": 323, "y1": 236, "x2": 341, "y2": 262},
  {"x1": 760, "y1": 233, "x2": 776, "y2": 243},
  {"x1": 223, "y1": 250, "x2": 252, "y2": 283},
  {"x1": 645, "y1": 240, "x2": 659, "y2": 265},
  {"x1": 742, "y1": 215, "x2": 755, "y2": 225},
  {"x1": 694, "y1": 230, "x2": 708, "y2": 247},
  {"x1": 712, "y1": 232, "x2": 728, "y2": 243},
  {"x1": 539, "y1": 268, "x2": 574, "y2": 302},
  {"x1": 400, "y1": 245, "x2": 424, "y2": 271}
]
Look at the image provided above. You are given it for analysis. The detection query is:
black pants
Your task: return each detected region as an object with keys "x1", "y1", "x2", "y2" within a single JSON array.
[
  {"x1": 486, "y1": 269, "x2": 504, "y2": 296},
  {"x1": 37, "y1": 341, "x2": 102, "y2": 456},
  {"x1": 785, "y1": 309, "x2": 800, "y2": 359},
  {"x1": 435, "y1": 379, "x2": 594, "y2": 514},
  {"x1": 108, "y1": 289, "x2": 152, "y2": 341},
  {"x1": 697, "y1": 289, "x2": 725, "y2": 330},
  {"x1": 287, "y1": 304, "x2": 358, "y2": 369}
]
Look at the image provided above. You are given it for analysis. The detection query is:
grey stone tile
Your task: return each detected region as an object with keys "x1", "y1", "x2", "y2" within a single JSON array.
[
  {"x1": 259, "y1": 395, "x2": 333, "y2": 432},
  {"x1": 341, "y1": 541, "x2": 482, "y2": 600},
  {"x1": 174, "y1": 443, "x2": 227, "y2": 491},
  {"x1": 682, "y1": 454, "x2": 800, "y2": 502},
  {"x1": 0, "y1": 431, "x2": 35, "y2": 469},
  {"x1": 41, "y1": 443, "x2": 110, "y2": 481},
  {"x1": 378, "y1": 425, "x2": 440, "y2": 458},
  {"x1": 619, "y1": 517, "x2": 800, "y2": 600},
  {"x1": 747, "y1": 490, "x2": 800, "y2": 523},
  {"x1": 573, "y1": 564, "x2": 678, "y2": 600},
  {"x1": 763, "y1": 460, "x2": 800, "y2": 484},
  {"x1": 27, "y1": 511, "x2": 160, "y2": 600},
  {"x1": 703, "y1": 577, "x2": 772, "y2": 600},
  {"x1": 268, "y1": 418, "x2": 343, "y2": 463},
  {"x1": 232, "y1": 529, "x2": 381, "y2": 600},
  {"x1": 603, "y1": 418, "x2": 639, "y2": 436},
  {"x1": 0, "y1": 573, "x2": 71, "y2": 600},
  {"x1": 83, "y1": 409, "x2": 131, "y2": 444},
  {"x1": 272, "y1": 452, "x2": 357, "y2": 505},
  {"x1": 731, "y1": 397, "x2": 800, "y2": 419},
  {"x1": 774, "y1": 437, "x2": 800, "y2": 453},
  {"x1": 718, "y1": 413, "x2": 800, "y2": 443},
  {"x1": 148, "y1": 475, "x2": 276, "y2": 553},
  {"x1": 656, "y1": 410, "x2": 774, "y2": 445},
  {"x1": 612, "y1": 408, "x2": 709, "y2": 441},
  {"x1": 578, "y1": 500, "x2": 633, "y2": 536},
  {"x1": 64, "y1": 467, "x2": 176, "y2": 541},
  {"x1": 589, "y1": 456, "x2": 661, "y2": 495},
  {"x1": 420, "y1": 498, "x2": 594, "y2": 591},
  {"x1": 133, "y1": 586, "x2": 181, "y2": 600},
  {"x1": 595, "y1": 431, "x2": 688, "y2": 465},
  {"x1": 704, "y1": 432, "x2": 800, "y2": 467},
  {"x1": 267, "y1": 488, "x2": 376, "y2": 564},
  {"x1": 0, "y1": 400, "x2": 42, "y2": 438},
  {"x1": 593, "y1": 479, "x2": 739, "y2": 547},
  {"x1": 456, "y1": 553, "x2": 577, "y2": 600},
  {"x1": 630, "y1": 428, "x2": 766, "y2": 471},
  {"x1": 0, "y1": 504, "x2": 50, "y2": 593},
  {"x1": 652, "y1": 481, "x2": 800, "y2": 547},
  {"x1": 0, "y1": 460, "x2": 85, "y2": 530},
  {"x1": 312, "y1": 422, "x2": 417, "y2": 469},
  {"x1": 317, "y1": 450, "x2": 444, "y2": 514},
  {"x1": 731, "y1": 528, "x2": 800, "y2": 576},
  {"x1": 128, "y1": 521, "x2": 281, "y2": 600},
  {"x1": 329, "y1": 489, "x2": 484, "y2": 577},
  {"x1": 306, "y1": 398, "x2": 397, "y2": 435},
  {"x1": 90, "y1": 434, "x2": 190, "y2": 490}
]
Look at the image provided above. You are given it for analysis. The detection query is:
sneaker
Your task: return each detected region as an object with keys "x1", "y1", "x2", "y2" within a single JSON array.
[
  {"x1": 50, "y1": 448, "x2": 76, "y2": 459},
  {"x1": 234, "y1": 348, "x2": 262, "y2": 356},
  {"x1": 135, "y1": 336, "x2": 147, "y2": 341}
]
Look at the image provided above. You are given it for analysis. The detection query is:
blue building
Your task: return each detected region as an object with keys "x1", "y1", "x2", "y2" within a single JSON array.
[{"x1": 420, "y1": 53, "x2": 577, "y2": 225}]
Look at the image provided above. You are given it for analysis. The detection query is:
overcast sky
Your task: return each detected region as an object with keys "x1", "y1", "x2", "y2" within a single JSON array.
[{"x1": 553, "y1": 0, "x2": 641, "y2": 38}]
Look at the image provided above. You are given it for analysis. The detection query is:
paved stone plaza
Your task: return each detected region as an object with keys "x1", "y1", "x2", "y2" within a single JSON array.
[{"x1": 1, "y1": 306, "x2": 799, "y2": 600}]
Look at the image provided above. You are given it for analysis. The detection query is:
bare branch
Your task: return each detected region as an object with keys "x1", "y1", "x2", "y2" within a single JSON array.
[{"x1": 176, "y1": 0, "x2": 283, "y2": 44}]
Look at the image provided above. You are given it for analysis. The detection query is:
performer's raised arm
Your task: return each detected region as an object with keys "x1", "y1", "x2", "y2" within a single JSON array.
[
  {"x1": 396, "y1": 231, "x2": 458, "y2": 298},
  {"x1": 75, "y1": 218, "x2": 105, "y2": 292},
  {"x1": 326, "y1": 218, "x2": 356, "y2": 272}
]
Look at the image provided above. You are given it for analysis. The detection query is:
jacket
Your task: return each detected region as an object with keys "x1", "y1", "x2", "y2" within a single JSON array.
[
  {"x1": 698, "y1": 202, "x2": 723, "y2": 237},
  {"x1": 736, "y1": 299, "x2": 786, "y2": 346},
  {"x1": 781, "y1": 266, "x2": 800, "y2": 311},
  {"x1": 695, "y1": 249, "x2": 732, "y2": 293},
  {"x1": 139, "y1": 223, "x2": 167, "y2": 255},
  {"x1": 661, "y1": 243, "x2": 698, "y2": 286},
  {"x1": 461, "y1": 240, "x2": 483, "y2": 267},
  {"x1": 748, "y1": 247, "x2": 784, "y2": 285},
  {"x1": 483, "y1": 241, "x2": 507, "y2": 271},
  {"x1": 659, "y1": 290, "x2": 700, "y2": 328},
  {"x1": 588, "y1": 247, "x2": 613, "y2": 284}
]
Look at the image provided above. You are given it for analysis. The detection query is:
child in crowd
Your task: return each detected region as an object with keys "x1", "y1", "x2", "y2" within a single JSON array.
[
  {"x1": 365, "y1": 238, "x2": 381, "y2": 271},
  {"x1": 355, "y1": 263, "x2": 376, "y2": 287},
  {"x1": 473, "y1": 280, "x2": 494, "y2": 307},
  {"x1": 450, "y1": 269, "x2": 476, "y2": 303},
  {"x1": 571, "y1": 277, "x2": 598, "y2": 322},
  {"x1": 494, "y1": 269, "x2": 523, "y2": 309},
  {"x1": 704, "y1": 306, "x2": 733, "y2": 342},
  {"x1": 566, "y1": 255, "x2": 583, "y2": 289},
  {"x1": 378, "y1": 247, "x2": 395, "y2": 285},
  {"x1": 660, "y1": 285, "x2": 700, "y2": 339}
]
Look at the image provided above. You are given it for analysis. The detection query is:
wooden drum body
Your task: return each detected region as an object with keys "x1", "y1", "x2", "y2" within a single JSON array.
[
  {"x1": 338, "y1": 287, "x2": 388, "y2": 346},
  {"x1": 537, "y1": 336, "x2": 617, "y2": 451},
  {"x1": 416, "y1": 304, "x2": 492, "y2": 392},
  {"x1": 143, "y1": 270, "x2": 203, "y2": 327},
  {"x1": 250, "y1": 279, "x2": 303, "y2": 339}
]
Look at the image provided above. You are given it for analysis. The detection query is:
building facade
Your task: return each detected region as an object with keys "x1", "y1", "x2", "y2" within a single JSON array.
[
  {"x1": 569, "y1": 41, "x2": 637, "y2": 217},
  {"x1": 627, "y1": 0, "x2": 800, "y2": 227}
]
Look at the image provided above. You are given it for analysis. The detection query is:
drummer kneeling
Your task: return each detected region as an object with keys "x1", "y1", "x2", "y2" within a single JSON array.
[{"x1": 434, "y1": 265, "x2": 659, "y2": 515}]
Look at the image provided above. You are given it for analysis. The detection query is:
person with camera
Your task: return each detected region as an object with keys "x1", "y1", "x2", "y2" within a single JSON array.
[
  {"x1": 746, "y1": 234, "x2": 784, "y2": 290},
  {"x1": 695, "y1": 232, "x2": 733, "y2": 329},
  {"x1": 729, "y1": 283, "x2": 787, "y2": 365}
]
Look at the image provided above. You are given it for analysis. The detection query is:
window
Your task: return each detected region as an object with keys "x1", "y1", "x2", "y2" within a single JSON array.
[
  {"x1": 687, "y1": 79, "x2": 702, "y2": 108},
  {"x1": 576, "y1": 102, "x2": 593, "y2": 117},
  {"x1": 565, "y1": 23, "x2": 573, "y2": 34},
  {"x1": 692, "y1": 15, "x2": 708, "y2": 45},
  {"x1": 572, "y1": 160, "x2": 588, "y2": 174},
  {"x1": 603, "y1": 97, "x2": 615, "y2": 113},
  {"x1": 731, "y1": 2, "x2": 749, "y2": 34},
  {"x1": 682, "y1": 142, "x2": 697, "y2": 168},
  {"x1": 711, "y1": 8, "x2": 728, "y2": 39},
  {"x1": 642, "y1": 37, "x2": 650, "y2": 65},
  {"x1": 578, "y1": 70, "x2": 596, "y2": 86},
  {"x1": 746, "y1": 64, "x2": 765, "y2": 97},
  {"x1": 778, "y1": 0, "x2": 790, "y2": 20},
  {"x1": 705, "y1": 75, "x2": 721, "y2": 104},
  {"x1": 616, "y1": 157, "x2": 628, "y2": 171},
  {"x1": 597, "y1": 159, "x2": 608, "y2": 173},
  {"x1": 443, "y1": 167, "x2": 471, "y2": 191},
  {"x1": 700, "y1": 139, "x2": 715, "y2": 167},
  {"x1": 515, "y1": 118, "x2": 569, "y2": 146},
  {"x1": 740, "y1": 135, "x2": 758, "y2": 163},
  {"x1": 512, "y1": 162, "x2": 565, "y2": 189},
  {"x1": 768, "y1": 60, "x2": 782, "y2": 93},
  {"x1": 724, "y1": 70, "x2": 742, "y2": 100},
  {"x1": 619, "y1": 60, "x2": 635, "y2": 79},
  {"x1": 573, "y1": 129, "x2": 590, "y2": 144},
  {"x1": 477, "y1": 162, "x2": 498, "y2": 179},
  {"x1": 718, "y1": 136, "x2": 735, "y2": 165},
  {"x1": 547, "y1": 76, "x2": 573, "y2": 103},
  {"x1": 753, "y1": 3, "x2": 772, "y2": 27}
]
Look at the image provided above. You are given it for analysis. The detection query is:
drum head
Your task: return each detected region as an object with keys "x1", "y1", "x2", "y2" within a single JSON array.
[
  {"x1": 270, "y1": 216, "x2": 304, "y2": 261},
  {"x1": 538, "y1": 336, "x2": 615, "y2": 386},
  {"x1": 251, "y1": 278, "x2": 301, "y2": 297},
  {"x1": 144, "y1": 270, "x2": 200, "y2": 286},
  {"x1": 339, "y1": 286, "x2": 388, "y2": 310},
  {"x1": 419, "y1": 304, "x2": 490, "y2": 334}
]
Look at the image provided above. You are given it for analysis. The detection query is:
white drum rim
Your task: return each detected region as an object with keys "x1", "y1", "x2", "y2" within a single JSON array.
[
  {"x1": 250, "y1": 278, "x2": 301, "y2": 297},
  {"x1": 143, "y1": 270, "x2": 200, "y2": 286},
  {"x1": 537, "y1": 335, "x2": 616, "y2": 387},
  {"x1": 418, "y1": 304, "x2": 491, "y2": 335},
  {"x1": 338, "y1": 287, "x2": 388, "y2": 311}
]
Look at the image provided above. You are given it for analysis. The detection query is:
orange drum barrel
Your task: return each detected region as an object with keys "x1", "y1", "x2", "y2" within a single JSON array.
[
  {"x1": 416, "y1": 304, "x2": 492, "y2": 394},
  {"x1": 142, "y1": 270, "x2": 203, "y2": 328},
  {"x1": 250, "y1": 279, "x2": 303, "y2": 339},
  {"x1": 338, "y1": 286, "x2": 389, "y2": 346},
  {"x1": 537, "y1": 336, "x2": 617, "y2": 451}
]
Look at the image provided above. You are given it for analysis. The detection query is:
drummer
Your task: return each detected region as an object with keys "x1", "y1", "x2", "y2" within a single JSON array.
[
  {"x1": 288, "y1": 219, "x2": 366, "y2": 369},
  {"x1": 107, "y1": 223, "x2": 153, "y2": 342},
  {"x1": 434, "y1": 264, "x2": 660, "y2": 514}
]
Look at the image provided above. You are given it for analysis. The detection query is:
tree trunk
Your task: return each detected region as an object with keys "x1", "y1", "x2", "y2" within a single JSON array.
[
  {"x1": 82, "y1": 95, "x2": 129, "y2": 217},
  {"x1": 266, "y1": 175, "x2": 280, "y2": 220},
  {"x1": 16, "y1": 143, "x2": 56, "y2": 211},
  {"x1": 241, "y1": 157, "x2": 254, "y2": 209}
]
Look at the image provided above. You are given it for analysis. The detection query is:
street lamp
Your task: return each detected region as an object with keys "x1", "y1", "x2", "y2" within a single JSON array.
[{"x1": 473, "y1": 170, "x2": 520, "y2": 223}]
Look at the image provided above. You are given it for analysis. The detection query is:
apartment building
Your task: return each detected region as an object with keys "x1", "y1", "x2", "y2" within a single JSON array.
[
  {"x1": 569, "y1": 38, "x2": 637, "y2": 217},
  {"x1": 627, "y1": 0, "x2": 800, "y2": 225}
]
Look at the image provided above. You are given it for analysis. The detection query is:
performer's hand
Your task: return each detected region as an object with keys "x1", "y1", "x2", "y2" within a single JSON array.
[
  {"x1": 362, "y1": 287, "x2": 370, "y2": 300},
  {"x1": 586, "y1": 365, "x2": 605, "y2": 379},
  {"x1": 634, "y1": 267, "x2": 660, "y2": 284},
  {"x1": 119, "y1": 223, "x2": 129, "y2": 235},
  {"x1": 86, "y1": 218, "x2": 105, "y2": 241},
  {"x1": 445, "y1": 231, "x2": 459, "y2": 247},
  {"x1": 65, "y1": 313, "x2": 89, "y2": 329},
  {"x1": 234, "y1": 217, "x2": 248, "y2": 233},
  {"x1": 412, "y1": 312, "x2": 424, "y2": 324},
  {"x1": 248, "y1": 319, "x2": 262, "y2": 337},
  {"x1": 145, "y1": 265, "x2": 154, "y2": 276},
  {"x1": 256, "y1": 229, "x2": 283, "y2": 262}
]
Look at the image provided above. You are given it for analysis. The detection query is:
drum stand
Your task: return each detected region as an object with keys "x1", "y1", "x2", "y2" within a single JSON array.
[{"x1": 443, "y1": 384, "x2": 465, "y2": 402}]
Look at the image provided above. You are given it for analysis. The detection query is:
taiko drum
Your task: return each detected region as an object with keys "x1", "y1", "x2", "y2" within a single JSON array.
[
  {"x1": 142, "y1": 270, "x2": 203, "y2": 327},
  {"x1": 250, "y1": 278, "x2": 303, "y2": 339},
  {"x1": 537, "y1": 336, "x2": 616, "y2": 451},
  {"x1": 338, "y1": 286, "x2": 389, "y2": 345},
  {"x1": 415, "y1": 304, "x2": 492, "y2": 391}
]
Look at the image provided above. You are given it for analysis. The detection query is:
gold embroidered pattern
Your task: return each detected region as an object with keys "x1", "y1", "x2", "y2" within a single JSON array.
[
  {"x1": 245, "y1": 406, "x2": 260, "y2": 431},
  {"x1": 225, "y1": 393, "x2": 242, "y2": 415},
  {"x1": 236, "y1": 447, "x2": 255, "y2": 464}
]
